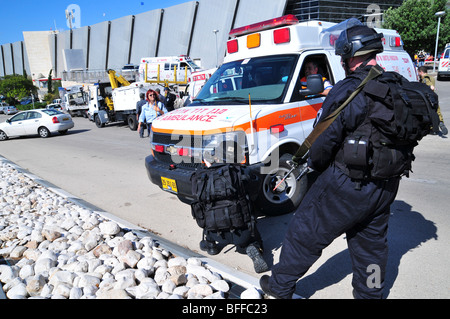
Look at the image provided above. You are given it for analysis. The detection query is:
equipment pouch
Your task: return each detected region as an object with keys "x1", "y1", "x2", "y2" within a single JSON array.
[{"x1": 343, "y1": 135, "x2": 369, "y2": 167}]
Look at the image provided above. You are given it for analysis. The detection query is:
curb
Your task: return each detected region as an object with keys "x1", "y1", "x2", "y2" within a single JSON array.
[{"x1": 0, "y1": 155, "x2": 261, "y2": 298}]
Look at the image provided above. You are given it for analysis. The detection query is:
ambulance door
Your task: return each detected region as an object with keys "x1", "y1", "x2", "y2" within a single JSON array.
[
  {"x1": 178, "y1": 62, "x2": 190, "y2": 82},
  {"x1": 289, "y1": 51, "x2": 336, "y2": 140}
]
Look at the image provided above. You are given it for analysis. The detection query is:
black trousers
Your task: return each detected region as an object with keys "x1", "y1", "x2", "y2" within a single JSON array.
[
  {"x1": 269, "y1": 164, "x2": 400, "y2": 298},
  {"x1": 204, "y1": 225, "x2": 263, "y2": 253}
]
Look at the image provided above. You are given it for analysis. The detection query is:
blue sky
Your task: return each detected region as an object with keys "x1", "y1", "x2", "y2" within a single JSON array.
[{"x1": 0, "y1": 0, "x2": 187, "y2": 44}]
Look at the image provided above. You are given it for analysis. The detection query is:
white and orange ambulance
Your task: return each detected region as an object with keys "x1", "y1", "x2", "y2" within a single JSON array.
[
  {"x1": 145, "y1": 15, "x2": 417, "y2": 216},
  {"x1": 438, "y1": 43, "x2": 450, "y2": 80},
  {"x1": 138, "y1": 55, "x2": 202, "y2": 83}
]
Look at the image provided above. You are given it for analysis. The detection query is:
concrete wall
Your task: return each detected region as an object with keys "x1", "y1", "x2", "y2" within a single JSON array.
[
  {"x1": 22, "y1": 31, "x2": 54, "y2": 80},
  {"x1": 3, "y1": 0, "x2": 288, "y2": 80}
]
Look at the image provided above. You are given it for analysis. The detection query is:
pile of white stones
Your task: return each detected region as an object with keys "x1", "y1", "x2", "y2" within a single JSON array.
[{"x1": 0, "y1": 162, "x2": 262, "y2": 299}]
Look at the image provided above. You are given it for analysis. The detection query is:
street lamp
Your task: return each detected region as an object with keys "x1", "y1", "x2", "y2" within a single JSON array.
[
  {"x1": 433, "y1": 11, "x2": 446, "y2": 73},
  {"x1": 212, "y1": 30, "x2": 219, "y2": 67}
]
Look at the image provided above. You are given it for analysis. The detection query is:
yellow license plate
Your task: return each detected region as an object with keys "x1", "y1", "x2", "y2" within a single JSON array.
[{"x1": 161, "y1": 177, "x2": 178, "y2": 193}]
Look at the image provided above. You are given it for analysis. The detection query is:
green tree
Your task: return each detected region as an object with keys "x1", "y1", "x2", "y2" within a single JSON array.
[
  {"x1": 0, "y1": 75, "x2": 37, "y2": 105},
  {"x1": 383, "y1": 0, "x2": 450, "y2": 57},
  {"x1": 47, "y1": 69, "x2": 53, "y2": 94}
]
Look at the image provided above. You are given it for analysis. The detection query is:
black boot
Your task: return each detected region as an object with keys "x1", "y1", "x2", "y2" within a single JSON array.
[
  {"x1": 199, "y1": 239, "x2": 220, "y2": 255},
  {"x1": 439, "y1": 122, "x2": 448, "y2": 135},
  {"x1": 259, "y1": 275, "x2": 285, "y2": 299},
  {"x1": 246, "y1": 243, "x2": 269, "y2": 273}
]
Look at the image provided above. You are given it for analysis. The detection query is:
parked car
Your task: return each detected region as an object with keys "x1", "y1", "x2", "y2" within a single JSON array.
[
  {"x1": 0, "y1": 109, "x2": 74, "y2": 140},
  {"x1": 20, "y1": 97, "x2": 33, "y2": 105},
  {"x1": 4, "y1": 106, "x2": 18, "y2": 115},
  {"x1": 46, "y1": 103, "x2": 63, "y2": 111},
  {"x1": 0, "y1": 102, "x2": 9, "y2": 114}
]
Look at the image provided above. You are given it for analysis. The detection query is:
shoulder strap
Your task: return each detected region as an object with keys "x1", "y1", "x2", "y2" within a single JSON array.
[{"x1": 293, "y1": 65, "x2": 384, "y2": 163}]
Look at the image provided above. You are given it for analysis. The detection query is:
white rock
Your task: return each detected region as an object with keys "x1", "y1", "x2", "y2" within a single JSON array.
[
  {"x1": 154, "y1": 267, "x2": 170, "y2": 285},
  {"x1": 189, "y1": 284, "x2": 213, "y2": 297},
  {"x1": 186, "y1": 264, "x2": 217, "y2": 283},
  {"x1": 130, "y1": 281, "x2": 160, "y2": 299},
  {"x1": 168, "y1": 256, "x2": 187, "y2": 267},
  {"x1": 34, "y1": 258, "x2": 56, "y2": 275},
  {"x1": 69, "y1": 287, "x2": 83, "y2": 299},
  {"x1": 240, "y1": 287, "x2": 262, "y2": 299},
  {"x1": 99, "y1": 221, "x2": 121, "y2": 236},
  {"x1": 53, "y1": 282, "x2": 73, "y2": 298},
  {"x1": 78, "y1": 274, "x2": 101, "y2": 288},
  {"x1": 211, "y1": 279, "x2": 230, "y2": 293},
  {"x1": 49, "y1": 270, "x2": 76, "y2": 286},
  {"x1": 136, "y1": 257, "x2": 156, "y2": 270},
  {"x1": 162, "y1": 279, "x2": 176, "y2": 294},
  {"x1": 97, "y1": 289, "x2": 131, "y2": 299},
  {"x1": 121, "y1": 250, "x2": 142, "y2": 268},
  {"x1": 173, "y1": 286, "x2": 190, "y2": 298},
  {"x1": 7, "y1": 282, "x2": 28, "y2": 299},
  {"x1": 19, "y1": 264, "x2": 35, "y2": 280}
]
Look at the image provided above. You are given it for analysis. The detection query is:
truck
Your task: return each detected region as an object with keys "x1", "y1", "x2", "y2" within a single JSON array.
[
  {"x1": 144, "y1": 15, "x2": 417, "y2": 216},
  {"x1": 89, "y1": 69, "x2": 157, "y2": 130},
  {"x1": 139, "y1": 55, "x2": 202, "y2": 85},
  {"x1": 59, "y1": 85, "x2": 90, "y2": 117}
]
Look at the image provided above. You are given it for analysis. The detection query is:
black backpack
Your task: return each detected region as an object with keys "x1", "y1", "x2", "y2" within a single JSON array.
[
  {"x1": 190, "y1": 164, "x2": 255, "y2": 233},
  {"x1": 338, "y1": 70, "x2": 440, "y2": 180}
]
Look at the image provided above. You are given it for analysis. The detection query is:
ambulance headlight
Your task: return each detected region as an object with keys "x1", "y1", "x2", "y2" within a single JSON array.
[{"x1": 202, "y1": 131, "x2": 247, "y2": 164}]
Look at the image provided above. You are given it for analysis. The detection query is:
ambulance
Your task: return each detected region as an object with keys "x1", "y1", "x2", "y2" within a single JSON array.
[
  {"x1": 138, "y1": 55, "x2": 202, "y2": 83},
  {"x1": 437, "y1": 43, "x2": 450, "y2": 80},
  {"x1": 144, "y1": 15, "x2": 417, "y2": 216}
]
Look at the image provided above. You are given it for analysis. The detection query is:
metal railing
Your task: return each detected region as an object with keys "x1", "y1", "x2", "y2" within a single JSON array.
[{"x1": 62, "y1": 69, "x2": 139, "y2": 83}]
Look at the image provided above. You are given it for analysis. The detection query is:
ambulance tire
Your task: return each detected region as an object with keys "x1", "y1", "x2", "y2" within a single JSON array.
[{"x1": 256, "y1": 153, "x2": 309, "y2": 216}]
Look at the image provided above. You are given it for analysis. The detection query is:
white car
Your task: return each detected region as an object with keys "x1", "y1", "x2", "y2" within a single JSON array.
[
  {"x1": 4, "y1": 106, "x2": 18, "y2": 115},
  {"x1": 0, "y1": 109, "x2": 74, "y2": 140}
]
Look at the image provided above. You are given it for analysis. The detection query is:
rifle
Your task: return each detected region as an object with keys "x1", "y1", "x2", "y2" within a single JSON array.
[{"x1": 273, "y1": 161, "x2": 312, "y2": 191}]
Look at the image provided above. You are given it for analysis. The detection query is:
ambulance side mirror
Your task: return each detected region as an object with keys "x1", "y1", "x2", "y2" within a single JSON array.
[{"x1": 299, "y1": 74, "x2": 324, "y2": 96}]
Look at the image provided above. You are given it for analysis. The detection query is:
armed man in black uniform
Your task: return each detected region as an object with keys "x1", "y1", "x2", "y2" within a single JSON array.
[{"x1": 260, "y1": 20, "x2": 403, "y2": 299}]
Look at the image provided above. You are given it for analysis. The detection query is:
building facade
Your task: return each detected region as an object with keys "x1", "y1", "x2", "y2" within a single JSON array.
[
  {"x1": 1, "y1": 0, "x2": 445, "y2": 91},
  {"x1": 285, "y1": 0, "x2": 403, "y2": 24}
]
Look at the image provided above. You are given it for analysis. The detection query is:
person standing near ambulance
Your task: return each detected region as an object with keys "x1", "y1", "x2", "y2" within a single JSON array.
[
  {"x1": 417, "y1": 66, "x2": 448, "y2": 135},
  {"x1": 137, "y1": 89, "x2": 168, "y2": 137},
  {"x1": 260, "y1": 20, "x2": 403, "y2": 299}
]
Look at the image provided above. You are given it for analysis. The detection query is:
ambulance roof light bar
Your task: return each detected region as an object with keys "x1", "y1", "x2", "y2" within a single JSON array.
[{"x1": 229, "y1": 14, "x2": 299, "y2": 38}]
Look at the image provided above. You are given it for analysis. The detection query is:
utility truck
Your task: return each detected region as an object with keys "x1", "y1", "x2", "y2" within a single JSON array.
[
  {"x1": 89, "y1": 70, "x2": 157, "y2": 130},
  {"x1": 59, "y1": 85, "x2": 89, "y2": 117},
  {"x1": 144, "y1": 15, "x2": 417, "y2": 215}
]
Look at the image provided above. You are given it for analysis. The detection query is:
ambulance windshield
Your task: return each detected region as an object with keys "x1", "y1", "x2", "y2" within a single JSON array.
[{"x1": 192, "y1": 55, "x2": 298, "y2": 105}]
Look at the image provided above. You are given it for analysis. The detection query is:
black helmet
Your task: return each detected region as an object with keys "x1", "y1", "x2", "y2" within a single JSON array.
[{"x1": 335, "y1": 22, "x2": 384, "y2": 60}]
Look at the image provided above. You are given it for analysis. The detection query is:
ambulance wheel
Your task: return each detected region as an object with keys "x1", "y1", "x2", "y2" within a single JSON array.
[{"x1": 257, "y1": 153, "x2": 308, "y2": 216}]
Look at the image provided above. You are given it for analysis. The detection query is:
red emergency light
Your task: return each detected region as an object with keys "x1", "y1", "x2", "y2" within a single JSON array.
[
  {"x1": 390, "y1": 36, "x2": 402, "y2": 47},
  {"x1": 227, "y1": 39, "x2": 239, "y2": 54},
  {"x1": 273, "y1": 28, "x2": 291, "y2": 44},
  {"x1": 229, "y1": 14, "x2": 299, "y2": 38}
]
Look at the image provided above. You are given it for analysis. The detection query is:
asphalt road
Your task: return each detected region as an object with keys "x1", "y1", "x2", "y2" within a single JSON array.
[{"x1": 1, "y1": 78, "x2": 449, "y2": 298}]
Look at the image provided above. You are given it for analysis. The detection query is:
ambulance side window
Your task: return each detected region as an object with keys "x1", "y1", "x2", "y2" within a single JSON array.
[
  {"x1": 291, "y1": 54, "x2": 334, "y2": 102},
  {"x1": 180, "y1": 62, "x2": 189, "y2": 71},
  {"x1": 444, "y1": 49, "x2": 450, "y2": 59}
]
